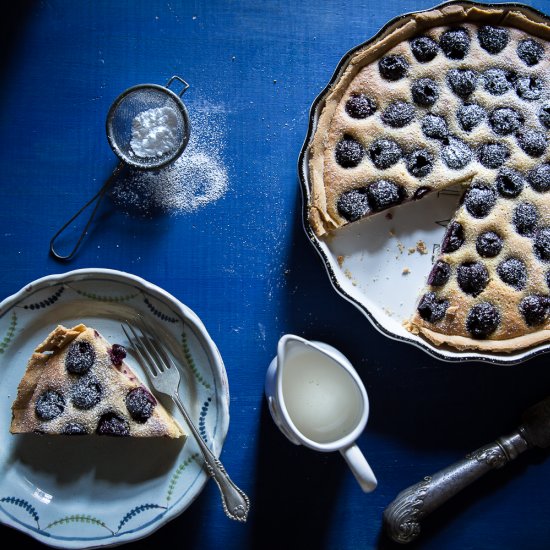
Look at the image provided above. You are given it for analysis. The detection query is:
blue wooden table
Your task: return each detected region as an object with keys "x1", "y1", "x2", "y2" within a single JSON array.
[{"x1": 1, "y1": 1, "x2": 550, "y2": 548}]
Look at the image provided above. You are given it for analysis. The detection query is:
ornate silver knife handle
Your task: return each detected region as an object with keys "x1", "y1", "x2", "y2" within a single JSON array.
[
  {"x1": 383, "y1": 431, "x2": 529, "y2": 544},
  {"x1": 384, "y1": 395, "x2": 550, "y2": 543}
]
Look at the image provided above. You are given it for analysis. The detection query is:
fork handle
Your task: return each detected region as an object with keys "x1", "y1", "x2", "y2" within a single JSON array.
[{"x1": 173, "y1": 394, "x2": 250, "y2": 522}]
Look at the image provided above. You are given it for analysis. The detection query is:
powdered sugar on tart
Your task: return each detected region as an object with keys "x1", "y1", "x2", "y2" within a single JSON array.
[{"x1": 10, "y1": 324, "x2": 185, "y2": 437}]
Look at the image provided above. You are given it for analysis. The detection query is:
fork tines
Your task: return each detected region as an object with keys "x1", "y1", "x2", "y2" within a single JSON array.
[{"x1": 121, "y1": 316, "x2": 175, "y2": 378}]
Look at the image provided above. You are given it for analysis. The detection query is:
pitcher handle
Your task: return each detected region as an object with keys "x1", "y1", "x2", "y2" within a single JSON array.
[{"x1": 340, "y1": 444, "x2": 377, "y2": 493}]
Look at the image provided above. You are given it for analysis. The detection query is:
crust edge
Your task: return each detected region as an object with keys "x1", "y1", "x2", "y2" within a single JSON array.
[
  {"x1": 10, "y1": 324, "x2": 83, "y2": 433},
  {"x1": 407, "y1": 321, "x2": 550, "y2": 353}
]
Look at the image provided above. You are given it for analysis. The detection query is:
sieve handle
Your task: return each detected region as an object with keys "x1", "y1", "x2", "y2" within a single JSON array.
[
  {"x1": 49, "y1": 163, "x2": 123, "y2": 261},
  {"x1": 166, "y1": 76, "x2": 189, "y2": 96}
]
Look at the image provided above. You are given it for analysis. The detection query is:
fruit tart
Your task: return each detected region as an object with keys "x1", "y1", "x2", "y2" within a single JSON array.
[
  {"x1": 10, "y1": 324, "x2": 185, "y2": 437},
  {"x1": 308, "y1": 1, "x2": 550, "y2": 352}
]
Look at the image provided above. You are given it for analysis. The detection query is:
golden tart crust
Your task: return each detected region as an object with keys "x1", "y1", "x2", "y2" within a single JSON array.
[{"x1": 307, "y1": 2, "x2": 550, "y2": 352}]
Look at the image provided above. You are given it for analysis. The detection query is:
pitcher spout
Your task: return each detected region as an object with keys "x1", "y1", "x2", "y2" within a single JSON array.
[{"x1": 276, "y1": 334, "x2": 312, "y2": 382}]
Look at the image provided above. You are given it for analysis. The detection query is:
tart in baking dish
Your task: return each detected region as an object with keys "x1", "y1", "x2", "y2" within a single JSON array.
[
  {"x1": 10, "y1": 324, "x2": 185, "y2": 437},
  {"x1": 308, "y1": 2, "x2": 550, "y2": 351}
]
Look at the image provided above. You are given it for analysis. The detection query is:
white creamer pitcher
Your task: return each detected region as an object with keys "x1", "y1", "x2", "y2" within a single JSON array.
[{"x1": 265, "y1": 334, "x2": 377, "y2": 493}]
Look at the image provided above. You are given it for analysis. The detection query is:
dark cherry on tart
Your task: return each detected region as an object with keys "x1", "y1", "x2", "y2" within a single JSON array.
[
  {"x1": 308, "y1": 3, "x2": 550, "y2": 351},
  {"x1": 10, "y1": 324, "x2": 184, "y2": 437}
]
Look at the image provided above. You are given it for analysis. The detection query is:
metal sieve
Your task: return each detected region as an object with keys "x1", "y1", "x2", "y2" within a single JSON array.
[
  {"x1": 106, "y1": 76, "x2": 190, "y2": 170},
  {"x1": 50, "y1": 76, "x2": 191, "y2": 261}
]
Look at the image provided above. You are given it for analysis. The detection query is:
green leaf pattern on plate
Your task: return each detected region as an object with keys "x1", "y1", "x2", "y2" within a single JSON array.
[
  {"x1": 182, "y1": 330, "x2": 211, "y2": 389},
  {"x1": 46, "y1": 515, "x2": 114, "y2": 534},
  {"x1": 73, "y1": 288, "x2": 140, "y2": 302},
  {"x1": 166, "y1": 452, "x2": 200, "y2": 503}
]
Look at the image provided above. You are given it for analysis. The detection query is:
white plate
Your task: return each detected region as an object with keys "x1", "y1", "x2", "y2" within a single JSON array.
[
  {"x1": 298, "y1": 2, "x2": 550, "y2": 365},
  {"x1": 0, "y1": 268, "x2": 229, "y2": 548}
]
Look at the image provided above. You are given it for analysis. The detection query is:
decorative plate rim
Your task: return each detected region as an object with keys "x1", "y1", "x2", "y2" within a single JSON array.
[
  {"x1": 297, "y1": 0, "x2": 550, "y2": 366},
  {"x1": 0, "y1": 267, "x2": 230, "y2": 548}
]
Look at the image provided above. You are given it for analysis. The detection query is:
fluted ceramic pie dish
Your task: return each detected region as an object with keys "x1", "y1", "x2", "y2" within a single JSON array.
[{"x1": 299, "y1": 0, "x2": 550, "y2": 364}]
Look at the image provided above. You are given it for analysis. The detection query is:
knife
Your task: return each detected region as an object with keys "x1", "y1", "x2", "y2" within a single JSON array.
[{"x1": 383, "y1": 395, "x2": 550, "y2": 544}]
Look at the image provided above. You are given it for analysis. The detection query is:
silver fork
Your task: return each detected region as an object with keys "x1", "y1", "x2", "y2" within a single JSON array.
[{"x1": 121, "y1": 317, "x2": 250, "y2": 522}]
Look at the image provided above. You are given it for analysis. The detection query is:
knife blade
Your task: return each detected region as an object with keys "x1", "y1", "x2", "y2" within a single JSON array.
[{"x1": 383, "y1": 395, "x2": 550, "y2": 544}]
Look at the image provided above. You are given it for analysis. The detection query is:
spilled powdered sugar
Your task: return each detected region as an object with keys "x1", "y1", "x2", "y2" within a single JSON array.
[{"x1": 110, "y1": 100, "x2": 228, "y2": 216}]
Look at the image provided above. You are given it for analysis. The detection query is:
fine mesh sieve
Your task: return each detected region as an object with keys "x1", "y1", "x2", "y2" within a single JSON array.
[
  {"x1": 106, "y1": 77, "x2": 190, "y2": 169},
  {"x1": 50, "y1": 76, "x2": 191, "y2": 261}
]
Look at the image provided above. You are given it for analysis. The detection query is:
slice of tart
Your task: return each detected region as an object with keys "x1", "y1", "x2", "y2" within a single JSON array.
[
  {"x1": 10, "y1": 324, "x2": 185, "y2": 437},
  {"x1": 307, "y1": 1, "x2": 550, "y2": 351}
]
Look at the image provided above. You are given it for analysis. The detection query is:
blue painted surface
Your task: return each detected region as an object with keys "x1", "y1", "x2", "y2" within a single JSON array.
[{"x1": 1, "y1": 1, "x2": 550, "y2": 548}]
